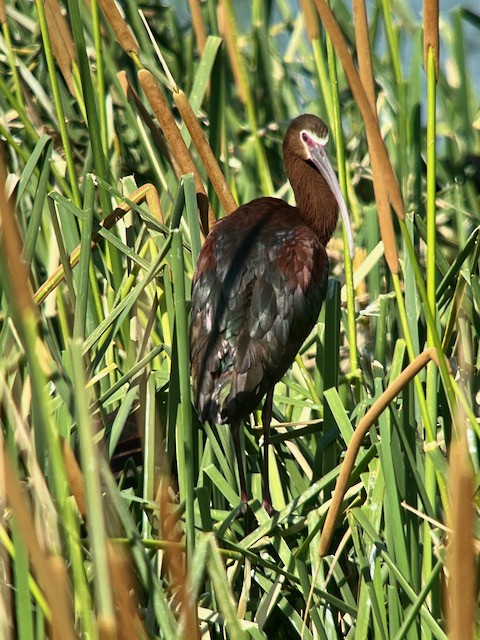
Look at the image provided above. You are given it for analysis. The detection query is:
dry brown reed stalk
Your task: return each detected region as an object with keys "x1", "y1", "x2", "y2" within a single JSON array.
[
  {"x1": 62, "y1": 438, "x2": 87, "y2": 519},
  {"x1": 34, "y1": 183, "x2": 163, "y2": 304},
  {"x1": 45, "y1": 0, "x2": 76, "y2": 94},
  {"x1": 98, "y1": 615, "x2": 116, "y2": 640},
  {"x1": 0, "y1": 0, "x2": 6, "y2": 24},
  {"x1": 188, "y1": 0, "x2": 207, "y2": 55},
  {"x1": 0, "y1": 372, "x2": 60, "y2": 546},
  {"x1": 98, "y1": 0, "x2": 139, "y2": 56},
  {"x1": 158, "y1": 481, "x2": 201, "y2": 640},
  {"x1": 63, "y1": 443, "x2": 149, "y2": 639},
  {"x1": 424, "y1": 0, "x2": 439, "y2": 79},
  {"x1": 118, "y1": 71, "x2": 181, "y2": 177},
  {"x1": 173, "y1": 89, "x2": 237, "y2": 216},
  {"x1": 312, "y1": 0, "x2": 405, "y2": 221},
  {"x1": 319, "y1": 347, "x2": 438, "y2": 557},
  {"x1": 2, "y1": 447, "x2": 77, "y2": 640},
  {"x1": 217, "y1": 0, "x2": 247, "y2": 105},
  {"x1": 0, "y1": 159, "x2": 33, "y2": 319},
  {"x1": 107, "y1": 542, "x2": 149, "y2": 640},
  {"x1": 446, "y1": 329, "x2": 476, "y2": 639},
  {"x1": 446, "y1": 435, "x2": 475, "y2": 639},
  {"x1": 299, "y1": 0, "x2": 319, "y2": 41},
  {"x1": 352, "y1": 0, "x2": 399, "y2": 274},
  {"x1": 46, "y1": 555, "x2": 75, "y2": 640},
  {"x1": 138, "y1": 69, "x2": 212, "y2": 235}
]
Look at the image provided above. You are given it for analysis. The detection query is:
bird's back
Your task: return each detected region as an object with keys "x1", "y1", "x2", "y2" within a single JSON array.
[{"x1": 190, "y1": 197, "x2": 329, "y2": 425}]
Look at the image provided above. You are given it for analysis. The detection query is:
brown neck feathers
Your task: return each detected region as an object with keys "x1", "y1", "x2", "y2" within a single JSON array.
[{"x1": 284, "y1": 155, "x2": 339, "y2": 247}]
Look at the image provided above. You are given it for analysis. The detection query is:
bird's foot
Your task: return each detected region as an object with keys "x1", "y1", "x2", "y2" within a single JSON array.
[{"x1": 262, "y1": 498, "x2": 277, "y2": 517}]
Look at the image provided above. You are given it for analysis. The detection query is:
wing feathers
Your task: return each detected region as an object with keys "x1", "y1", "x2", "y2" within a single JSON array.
[{"x1": 190, "y1": 201, "x2": 329, "y2": 424}]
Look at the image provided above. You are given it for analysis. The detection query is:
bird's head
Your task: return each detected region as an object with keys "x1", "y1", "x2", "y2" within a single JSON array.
[{"x1": 283, "y1": 114, "x2": 354, "y2": 258}]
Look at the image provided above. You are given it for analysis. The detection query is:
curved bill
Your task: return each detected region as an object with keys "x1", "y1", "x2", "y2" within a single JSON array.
[{"x1": 301, "y1": 129, "x2": 355, "y2": 260}]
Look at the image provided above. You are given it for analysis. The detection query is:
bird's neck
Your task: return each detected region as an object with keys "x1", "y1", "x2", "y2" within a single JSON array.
[{"x1": 287, "y1": 158, "x2": 339, "y2": 246}]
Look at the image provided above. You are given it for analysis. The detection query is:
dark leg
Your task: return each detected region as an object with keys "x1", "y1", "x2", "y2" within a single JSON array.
[
  {"x1": 232, "y1": 421, "x2": 248, "y2": 513},
  {"x1": 261, "y1": 388, "x2": 275, "y2": 515}
]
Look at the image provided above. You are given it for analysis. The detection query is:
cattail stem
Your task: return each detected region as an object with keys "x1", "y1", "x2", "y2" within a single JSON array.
[
  {"x1": 138, "y1": 69, "x2": 212, "y2": 234},
  {"x1": 447, "y1": 437, "x2": 475, "y2": 640},
  {"x1": 319, "y1": 348, "x2": 439, "y2": 557},
  {"x1": 173, "y1": 89, "x2": 237, "y2": 216},
  {"x1": 352, "y1": 0, "x2": 399, "y2": 274},
  {"x1": 2, "y1": 448, "x2": 77, "y2": 640},
  {"x1": 98, "y1": 0, "x2": 139, "y2": 55},
  {"x1": 188, "y1": 0, "x2": 207, "y2": 54},
  {"x1": 312, "y1": 0, "x2": 405, "y2": 221}
]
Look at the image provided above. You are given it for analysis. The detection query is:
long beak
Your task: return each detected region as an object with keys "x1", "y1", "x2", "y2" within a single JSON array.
[{"x1": 302, "y1": 131, "x2": 355, "y2": 259}]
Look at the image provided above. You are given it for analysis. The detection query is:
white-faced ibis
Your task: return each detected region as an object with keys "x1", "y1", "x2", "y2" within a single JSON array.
[{"x1": 190, "y1": 114, "x2": 352, "y2": 515}]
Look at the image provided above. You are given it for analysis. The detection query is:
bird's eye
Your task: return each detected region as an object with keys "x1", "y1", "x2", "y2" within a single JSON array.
[{"x1": 301, "y1": 131, "x2": 309, "y2": 143}]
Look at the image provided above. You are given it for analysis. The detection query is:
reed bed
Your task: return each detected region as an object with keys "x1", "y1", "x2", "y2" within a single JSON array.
[{"x1": 0, "y1": 0, "x2": 478, "y2": 638}]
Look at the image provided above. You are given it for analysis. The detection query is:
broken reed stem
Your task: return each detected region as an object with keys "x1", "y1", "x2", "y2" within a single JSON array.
[
  {"x1": 173, "y1": 89, "x2": 237, "y2": 216},
  {"x1": 34, "y1": 183, "x2": 163, "y2": 304},
  {"x1": 319, "y1": 348, "x2": 437, "y2": 557},
  {"x1": 352, "y1": 0, "x2": 398, "y2": 274},
  {"x1": 2, "y1": 447, "x2": 76, "y2": 640},
  {"x1": 188, "y1": 0, "x2": 207, "y2": 54},
  {"x1": 97, "y1": 0, "x2": 139, "y2": 56},
  {"x1": 138, "y1": 69, "x2": 212, "y2": 235},
  {"x1": 312, "y1": 0, "x2": 405, "y2": 221},
  {"x1": 424, "y1": 0, "x2": 439, "y2": 80}
]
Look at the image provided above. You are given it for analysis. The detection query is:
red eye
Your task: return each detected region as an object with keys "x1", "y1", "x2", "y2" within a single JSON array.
[{"x1": 301, "y1": 131, "x2": 309, "y2": 143}]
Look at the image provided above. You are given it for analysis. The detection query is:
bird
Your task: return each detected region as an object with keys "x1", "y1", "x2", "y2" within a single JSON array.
[{"x1": 189, "y1": 114, "x2": 353, "y2": 515}]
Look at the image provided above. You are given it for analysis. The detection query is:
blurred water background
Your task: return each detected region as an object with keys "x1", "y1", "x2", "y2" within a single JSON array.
[{"x1": 171, "y1": 1, "x2": 480, "y2": 96}]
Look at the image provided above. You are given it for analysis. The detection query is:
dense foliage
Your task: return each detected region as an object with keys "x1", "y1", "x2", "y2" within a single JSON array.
[{"x1": 0, "y1": 0, "x2": 478, "y2": 638}]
